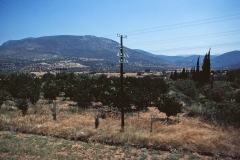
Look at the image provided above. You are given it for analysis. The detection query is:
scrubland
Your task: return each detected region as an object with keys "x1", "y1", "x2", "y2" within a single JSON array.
[{"x1": 0, "y1": 100, "x2": 239, "y2": 159}]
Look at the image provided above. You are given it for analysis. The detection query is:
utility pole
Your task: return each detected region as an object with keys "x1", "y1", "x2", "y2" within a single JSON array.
[{"x1": 117, "y1": 34, "x2": 128, "y2": 132}]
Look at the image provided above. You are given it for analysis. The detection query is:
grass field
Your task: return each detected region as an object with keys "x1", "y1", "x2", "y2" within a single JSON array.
[
  {"x1": 0, "y1": 100, "x2": 239, "y2": 159},
  {"x1": 0, "y1": 130, "x2": 216, "y2": 160}
]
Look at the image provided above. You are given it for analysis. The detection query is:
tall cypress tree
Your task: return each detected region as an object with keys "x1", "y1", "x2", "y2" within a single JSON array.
[
  {"x1": 173, "y1": 70, "x2": 178, "y2": 81},
  {"x1": 202, "y1": 48, "x2": 211, "y2": 83},
  {"x1": 193, "y1": 56, "x2": 200, "y2": 82},
  {"x1": 191, "y1": 66, "x2": 196, "y2": 81},
  {"x1": 196, "y1": 56, "x2": 200, "y2": 74}
]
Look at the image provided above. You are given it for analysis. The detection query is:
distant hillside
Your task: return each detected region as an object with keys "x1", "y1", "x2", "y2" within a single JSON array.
[
  {"x1": 211, "y1": 50, "x2": 240, "y2": 69},
  {"x1": 0, "y1": 35, "x2": 239, "y2": 72},
  {"x1": 133, "y1": 49, "x2": 185, "y2": 62},
  {"x1": 174, "y1": 55, "x2": 201, "y2": 68},
  {"x1": 0, "y1": 35, "x2": 178, "y2": 71},
  {"x1": 133, "y1": 49, "x2": 221, "y2": 69},
  {"x1": 170, "y1": 51, "x2": 238, "y2": 69}
]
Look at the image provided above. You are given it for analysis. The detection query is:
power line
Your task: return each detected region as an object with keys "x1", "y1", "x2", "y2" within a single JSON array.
[
  {"x1": 127, "y1": 15, "x2": 240, "y2": 36},
  {"x1": 148, "y1": 42, "x2": 240, "y2": 53},
  {"x1": 102, "y1": 13, "x2": 240, "y2": 39},
  {"x1": 126, "y1": 30, "x2": 240, "y2": 46}
]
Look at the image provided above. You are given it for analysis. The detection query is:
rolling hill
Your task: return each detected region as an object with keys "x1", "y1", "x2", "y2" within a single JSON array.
[
  {"x1": 0, "y1": 35, "x2": 178, "y2": 72},
  {"x1": 211, "y1": 50, "x2": 240, "y2": 69},
  {"x1": 0, "y1": 35, "x2": 239, "y2": 71}
]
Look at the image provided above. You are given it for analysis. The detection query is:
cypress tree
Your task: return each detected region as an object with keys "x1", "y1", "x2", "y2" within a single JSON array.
[
  {"x1": 170, "y1": 72, "x2": 173, "y2": 80},
  {"x1": 173, "y1": 70, "x2": 178, "y2": 81},
  {"x1": 191, "y1": 66, "x2": 197, "y2": 82},
  {"x1": 196, "y1": 56, "x2": 200, "y2": 74},
  {"x1": 202, "y1": 48, "x2": 211, "y2": 83},
  {"x1": 181, "y1": 68, "x2": 186, "y2": 79}
]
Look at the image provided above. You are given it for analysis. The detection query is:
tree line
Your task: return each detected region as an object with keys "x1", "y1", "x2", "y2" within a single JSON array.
[
  {"x1": 0, "y1": 72, "x2": 182, "y2": 119},
  {"x1": 170, "y1": 49, "x2": 211, "y2": 84}
]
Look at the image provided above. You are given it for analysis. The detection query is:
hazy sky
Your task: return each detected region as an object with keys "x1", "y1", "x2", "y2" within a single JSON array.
[{"x1": 1, "y1": 0, "x2": 240, "y2": 56}]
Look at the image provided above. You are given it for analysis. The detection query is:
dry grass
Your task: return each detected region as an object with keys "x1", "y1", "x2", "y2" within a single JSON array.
[{"x1": 0, "y1": 101, "x2": 239, "y2": 158}]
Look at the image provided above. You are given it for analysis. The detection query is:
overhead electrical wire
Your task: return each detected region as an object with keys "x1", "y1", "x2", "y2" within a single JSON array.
[
  {"x1": 101, "y1": 13, "x2": 240, "y2": 54},
  {"x1": 126, "y1": 30, "x2": 240, "y2": 46},
  {"x1": 127, "y1": 15, "x2": 240, "y2": 36},
  {"x1": 148, "y1": 42, "x2": 240, "y2": 53},
  {"x1": 102, "y1": 13, "x2": 240, "y2": 38}
]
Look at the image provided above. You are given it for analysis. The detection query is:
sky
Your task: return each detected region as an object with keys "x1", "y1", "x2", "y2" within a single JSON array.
[{"x1": 0, "y1": 0, "x2": 240, "y2": 56}]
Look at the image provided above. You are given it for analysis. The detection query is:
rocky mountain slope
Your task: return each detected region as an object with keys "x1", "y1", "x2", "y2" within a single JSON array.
[
  {"x1": 0, "y1": 35, "x2": 177, "y2": 71},
  {"x1": 0, "y1": 35, "x2": 239, "y2": 71}
]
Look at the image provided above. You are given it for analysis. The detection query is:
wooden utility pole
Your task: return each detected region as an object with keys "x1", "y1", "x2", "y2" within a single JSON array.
[{"x1": 117, "y1": 34, "x2": 128, "y2": 132}]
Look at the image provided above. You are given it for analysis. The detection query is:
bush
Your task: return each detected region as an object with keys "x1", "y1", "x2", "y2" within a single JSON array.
[
  {"x1": 187, "y1": 105, "x2": 203, "y2": 117},
  {"x1": 95, "y1": 117, "x2": 99, "y2": 128},
  {"x1": 236, "y1": 90, "x2": 240, "y2": 103},
  {"x1": 171, "y1": 92, "x2": 193, "y2": 106},
  {"x1": 16, "y1": 99, "x2": 28, "y2": 116},
  {"x1": 174, "y1": 79, "x2": 197, "y2": 99},
  {"x1": 230, "y1": 82, "x2": 240, "y2": 89},
  {"x1": 156, "y1": 94, "x2": 182, "y2": 119},
  {"x1": 209, "y1": 88, "x2": 225, "y2": 102},
  {"x1": 203, "y1": 101, "x2": 240, "y2": 127},
  {"x1": 224, "y1": 90, "x2": 236, "y2": 102}
]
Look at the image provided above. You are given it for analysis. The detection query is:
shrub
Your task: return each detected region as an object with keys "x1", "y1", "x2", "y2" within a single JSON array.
[
  {"x1": 230, "y1": 82, "x2": 240, "y2": 89},
  {"x1": 156, "y1": 94, "x2": 182, "y2": 120},
  {"x1": 15, "y1": 99, "x2": 28, "y2": 116},
  {"x1": 174, "y1": 79, "x2": 197, "y2": 99},
  {"x1": 0, "y1": 90, "x2": 11, "y2": 109},
  {"x1": 209, "y1": 88, "x2": 225, "y2": 102},
  {"x1": 236, "y1": 90, "x2": 240, "y2": 103},
  {"x1": 95, "y1": 117, "x2": 99, "y2": 128},
  {"x1": 187, "y1": 105, "x2": 203, "y2": 117},
  {"x1": 171, "y1": 92, "x2": 193, "y2": 106}
]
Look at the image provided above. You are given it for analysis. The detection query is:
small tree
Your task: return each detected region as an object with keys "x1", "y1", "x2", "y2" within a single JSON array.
[
  {"x1": 16, "y1": 99, "x2": 28, "y2": 116},
  {"x1": 42, "y1": 80, "x2": 59, "y2": 120},
  {"x1": 0, "y1": 89, "x2": 11, "y2": 109},
  {"x1": 173, "y1": 70, "x2": 178, "y2": 81},
  {"x1": 72, "y1": 76, "x2": 94, "y2": 113},
  {"x1": 156, "y1": 95, "x2": 182, "y2": 121}
]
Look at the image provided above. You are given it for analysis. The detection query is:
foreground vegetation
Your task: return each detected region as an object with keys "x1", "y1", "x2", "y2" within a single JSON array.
[
  {"x1": 0, "y1": 66, "x2": 240, "y2": 158},
  {"x1": 1, "y1": 130, "x2": 224, "y2": 160},
  {"x1": 0, "y1": 102, "x2": 239, "y2": 159}
]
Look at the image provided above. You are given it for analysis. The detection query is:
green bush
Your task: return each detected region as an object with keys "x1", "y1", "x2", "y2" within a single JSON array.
[
  {"x1": 95, "y1": 117, "x2": 99, "y2": 128},
  {"x1": 209, "y1": 88, "x2": 225, "y2": 102},
  {"x1": 171, "y1": 92, "x2": 193, "y2": 106},
  {"x1": 187, "y1": 105, "x2": 203, "y2": 117},
  {"x1": 16, "y1": 99, "x2": 28, "y2": 116},
  {"x1": 174, "y1": 79, "x2": 198, "y2": 99},
  {"x1": 230, "y1": 82, "x2": 240, "y2": 89},
  {"x1": 236, "y1": 90, "x2": 240, "y2": 103},
  {"x1": 156, "y1": 94, "x2": 182, "y2": 119}
]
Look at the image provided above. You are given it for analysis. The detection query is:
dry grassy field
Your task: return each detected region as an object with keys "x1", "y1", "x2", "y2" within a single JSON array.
[{"x1": 0, "y1": 99, "x2": 239, "y2": 159}]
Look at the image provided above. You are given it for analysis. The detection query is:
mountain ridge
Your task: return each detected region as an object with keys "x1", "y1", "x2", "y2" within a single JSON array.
[
  {"x1": 0, "y1": 35, "x2": 177, "y2": 72},
  {"x1": 0, "y1": 35, "x2": 239, "y2": 71}
]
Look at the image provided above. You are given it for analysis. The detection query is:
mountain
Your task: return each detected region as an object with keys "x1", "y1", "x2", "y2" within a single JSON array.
[
  {"x1": 0, "y1": 35, "x2": 178, "y2": 72},
  {"x1": 133, "y1": 49, "x2": 240, "y2": 69},
  {"x1": 174, "y1": 55, "x2": 201, "y2": 68},
  {"x1": 211, "y1": 50, "x2": 240, "y2": 69},
  {"x1": 133, "y1": 49, "x2": 185, "y2": 62},
  {"x1": 1, "y1": 35, "x2": 239, "y2": 72},
  {"x1": 173, "y1": 51, "x2": 240, "y2": 69}
]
